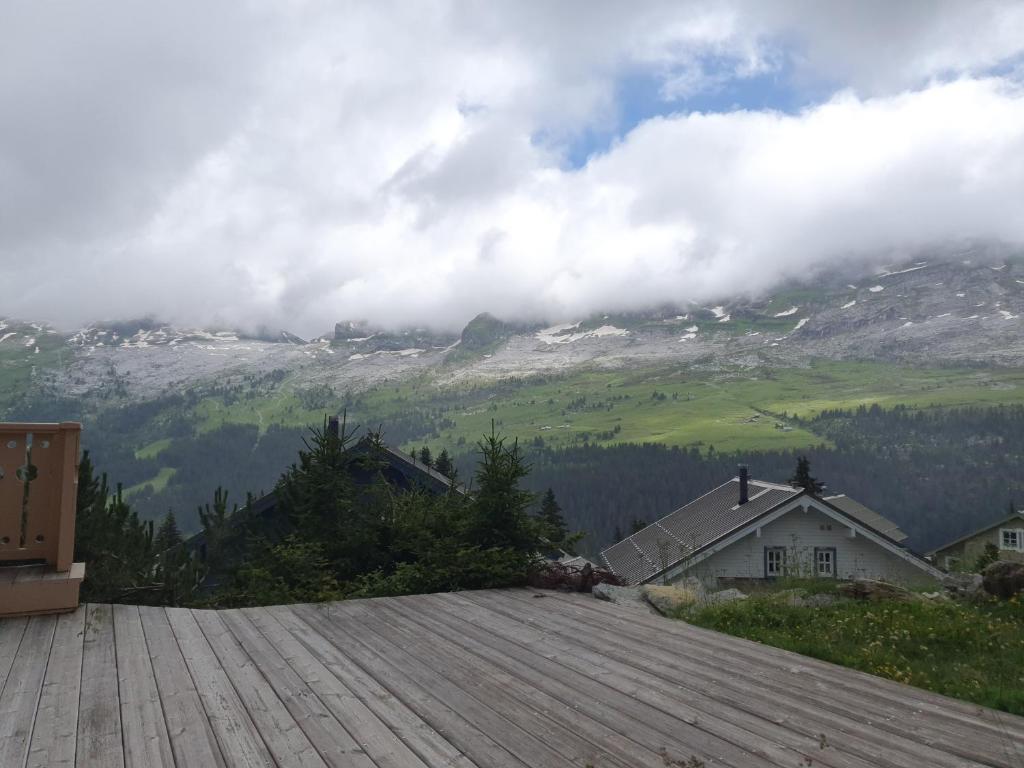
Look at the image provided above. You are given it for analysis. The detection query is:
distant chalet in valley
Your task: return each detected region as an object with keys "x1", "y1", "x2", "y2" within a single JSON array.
[
  {"x1": 928, "y1": 509, "x2": 1024, "y2": 571},
  {"x1": 601, "y1": 466, "x2": 942, "y2": 586}
]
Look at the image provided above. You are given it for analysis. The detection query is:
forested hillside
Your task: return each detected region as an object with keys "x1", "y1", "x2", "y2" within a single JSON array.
[{"x1": 514, "y1": 405, "x2": 1024, "y2": 555}]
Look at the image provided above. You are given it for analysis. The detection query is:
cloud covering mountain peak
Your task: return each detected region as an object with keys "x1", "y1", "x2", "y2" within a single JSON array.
[{"x1": 2, "y1": 1, "x2": 1024, "y2": 336}]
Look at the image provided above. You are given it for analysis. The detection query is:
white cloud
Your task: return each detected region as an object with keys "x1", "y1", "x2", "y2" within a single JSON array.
[{"x1": 1, "y1": 2, "x2": 1023, "y2": 335}]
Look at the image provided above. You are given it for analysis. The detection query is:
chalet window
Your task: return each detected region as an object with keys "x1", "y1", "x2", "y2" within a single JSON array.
[
  {"x1": 764, "y1": 547, "x2": 786, "y2": 578},
  {"x1": 814, "y1": 547, "x2": 837, "y2": 578},
  {"x1": 1000, "y1": 529, "x2": 1023, "y2": 551}
]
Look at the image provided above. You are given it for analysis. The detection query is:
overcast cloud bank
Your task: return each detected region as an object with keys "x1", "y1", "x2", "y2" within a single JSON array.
[{"x1": 2, "y1": 1, "x2": 1024, "y2": 335}]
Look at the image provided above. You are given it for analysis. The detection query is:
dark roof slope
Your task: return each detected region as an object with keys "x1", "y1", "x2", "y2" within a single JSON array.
[
  {"x1": 601, "y1": 477, "x2": 801, "y2": 585},
  {"x1": 928, "y1": 511, "x2": 1024, "y2": 555},
  {"x1": 823, "y1": 494, "x2": 908, "y2": 543}
]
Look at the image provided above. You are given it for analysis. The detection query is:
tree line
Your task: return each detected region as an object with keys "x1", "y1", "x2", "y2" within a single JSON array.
[{"x1": 72, "y1": 420, "x2": 575, "y2": 606}]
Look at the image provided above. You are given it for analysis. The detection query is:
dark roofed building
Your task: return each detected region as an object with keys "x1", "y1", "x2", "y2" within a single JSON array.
[
  {"x1": 928, "y1": 510, "x2": 1024, "y2": 571},
  {"x1": 602, "y1": 466, "x2": 941, "y2": 587}
]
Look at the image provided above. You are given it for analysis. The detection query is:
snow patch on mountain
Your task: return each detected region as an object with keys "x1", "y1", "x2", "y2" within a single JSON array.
[{"x1": 535, "y1": 323, "x2": 629, "y2": 345}]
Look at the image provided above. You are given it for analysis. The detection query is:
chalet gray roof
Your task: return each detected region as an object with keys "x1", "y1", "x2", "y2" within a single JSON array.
[
  {"x1": 823, "y1": 494, "x2": 908, "y2": 543},
  {"x1": 927, "y1": 511, "x2": 1024, "y2": 555},
  {"x1": 601, "y1": 477, "x2": 801, "y2": 585}
]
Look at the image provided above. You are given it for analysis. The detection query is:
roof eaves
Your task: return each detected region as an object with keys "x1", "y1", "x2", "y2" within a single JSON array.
[
  {"x1": 926, "y1": 511, "x2": 1024, "y2": 555},
  {"x1": 642, "y1": 488, "x2": 806, "y2": 584}
]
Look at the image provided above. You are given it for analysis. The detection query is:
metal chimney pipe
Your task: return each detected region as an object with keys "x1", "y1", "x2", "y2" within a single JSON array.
[
  {"x1": 738, "y1": 464, "x2": 749, "y2": 505},
  {"x1": 328, "y1": 416, "x2": 340, "y2": 438}
]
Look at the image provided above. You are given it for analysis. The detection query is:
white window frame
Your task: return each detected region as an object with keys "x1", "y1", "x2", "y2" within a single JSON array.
[
  {"x1": 814, "y1": 547, "x2": 837, "y2": 578},
  {"x1": 1000, "y1": 528, "x2": 1023, "y2": 552},
  {"x1": 765, "y1": 547, "x2": 786, "y2": 578}
]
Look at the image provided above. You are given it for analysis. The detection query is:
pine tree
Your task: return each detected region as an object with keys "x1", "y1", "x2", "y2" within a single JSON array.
[
  {"x1": 155, "y1": 511, "x2": 182, "y2": 552},
  {"x1": 275, "y1": 416, "x2": 389, "y2": 579},
  {"x1": 198, "y1": 486, "x2": 237, "y2": 565},
  {"x1": 789, "y1": 456, "x2": 825, "y2": 493},
  {"x1": 468, "y1": 424, "x2": 538, "y2": 552},
  {"x1": 418, "y1": 446, "x2": 433, "y2": 467},
  {"x1": 154, "y1": 511, "x2": 196, "y2": 606},
  {"x1": 74, "y1": 451, "x2": 157, "y2": 603},
  {"x1": 434, "y1": 448, "x2": 454, "y2": 479},
  {"x1": 538, "y1": 488, "x2": 568, "y2": 545}
]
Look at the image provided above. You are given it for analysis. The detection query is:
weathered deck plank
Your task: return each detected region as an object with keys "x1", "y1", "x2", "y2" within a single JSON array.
[
  {"x1": 242, "y1": 607, "x2": 434, "y2": 768},
  {"x1": 218, "y1": 608, "x2": 377, "y2": 768},
  {"x1": 112, "y1": 604, "x2": 176, "y2": 767},
  {"x1": 0, "y1": 615, "x2": 28, "y2": 696},
  {"x1": 337, "y1": 597, "x2": 645, "y2": 768},
  {"x1": 402, "y1": 592, "x2": 856, "y2": 768},
  {"x1": 138, "y1": 606, "x2": 226, "y2": 768},
  {"x1": 77, "y1": 604, "x2": 124, "y2": 768},
  {"x1": 527, "y1": 589, "x2": 1024, "y2": 766},
  {"x1": 165, "y1": 607, "x2": 275, "y2": 768},
  {"x1": 469, "y1": 590, "x2": 969, "y2": 768},
  {"x1": 191, "y1": 608, "x2": 327, "y2": 768},
  {"x1": 2, "y1": 589, "x2": 1023, "y2": 768},
  {"x1": 27, "y1": 608, "x2": 85, "y2": 768},
  {"x1": 0, "y1": 614, "x2": 56, "y2": 767},
  {"x1": 266, "y1": 605, "x2": 475, "y2": 768},
  {"x1": 293, "y1": 602, "x2": 529, "y2": 767}
]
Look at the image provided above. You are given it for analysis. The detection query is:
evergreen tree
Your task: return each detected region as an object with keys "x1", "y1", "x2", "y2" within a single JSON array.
[
  {"x1": 789, "y1": 456, "x2": 825, "y2": 493},
  {"x1": 153, "y1": 511, "x2": 197, "y2": 605},
  {"x1": 74, "y1": 451, "x2": 157, "y2": 602},
  {"x1": 155, "y1": 511, "x2": 182, "y2": 552},
  {"x1": 274, "y1": 416, "x2": 389, "y2": 579},
  {"x1": 434, "y1": 448, "x2": 454, "y2": 479},
  {"x1": 198, "y1": 486, "x2": 237, "y2": 565},
  {"x1": 467, "y1": 425, "x2": 538, "y2": 552},
  {"x1": 538, "y1": 488, "x2": 569, "y2": 545},
  {"x1": 418, "y1": 446, "x2": 433, "y2": 467},
  {"x1": 630, "y1": 517, "x2": 648, "y2": 534}
]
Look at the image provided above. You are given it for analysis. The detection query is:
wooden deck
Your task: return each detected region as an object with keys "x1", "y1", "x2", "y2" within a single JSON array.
[{"x1": 0, "y1": 589, "x2": 1021, "y2": 767}]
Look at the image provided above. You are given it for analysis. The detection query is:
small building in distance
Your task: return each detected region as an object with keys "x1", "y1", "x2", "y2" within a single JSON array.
[
  {"x1": 601, "y1": 466, "x2": 942, "y2": 587},
  {"x1": 928, "y1": 510, "x2": 1024, "y2": 571}
]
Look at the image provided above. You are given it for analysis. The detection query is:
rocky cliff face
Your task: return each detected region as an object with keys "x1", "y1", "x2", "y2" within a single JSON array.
[{"x1": 3, "y1": 256, "x2": 1023, "y2": 406}]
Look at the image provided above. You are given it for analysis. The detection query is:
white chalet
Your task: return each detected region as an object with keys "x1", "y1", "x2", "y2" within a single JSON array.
[{"x1": 601, "y1": 467, "x2": 942, "y2": 587}]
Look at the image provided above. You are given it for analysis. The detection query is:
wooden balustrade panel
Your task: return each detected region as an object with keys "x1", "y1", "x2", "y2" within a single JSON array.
[
  {"x1": 0, "y1": 433, "x2": 27, "y2": 559},
  {"x1": 0, "y1": 424, "x2": 78, "y2": 564}
]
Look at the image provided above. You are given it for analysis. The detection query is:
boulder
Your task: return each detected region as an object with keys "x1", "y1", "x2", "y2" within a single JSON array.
[
  {"x1": 704, "y1": 588, "x2": 748, "y2": 605},
  {"x1": 592, "y1": 583, "x2": 658, "y2": 613},
  {"x1": 982, "y1": 561, "x2": 1024, "y2": 599},
  {"x1": 941, "y1": 572, "x2": 984, "y2": 600},
  {"x1": 836, "y1": 579, "x2": 913, "y2": 602},
  {"x1": 641, "y1": 584, "x2": 702, "y2": 614}
]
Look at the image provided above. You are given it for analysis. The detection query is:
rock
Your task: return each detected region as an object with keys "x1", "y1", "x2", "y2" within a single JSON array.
[
  {"x1": 592, "y1": 583, "x2": 658, "y2": 613},
  {"x1": 982, "y1": 561, "x2": 1024, "y2": 599},
  {"x1": 704, "y1": 588, "x2": 748, "y2": 605},
  {"x1": 837, "y1": 579, "x2": 913, "y2": 602},
  {"x1": 941, "y1": 572, "x2": 984, "y2": 600},
  {"x1": 642, "y1": 584, "x2": 702, "y2": 614}
]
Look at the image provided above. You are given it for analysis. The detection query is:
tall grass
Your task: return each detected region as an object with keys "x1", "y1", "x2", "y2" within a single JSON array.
[{"x1": 686, "y1": 592, "x2": 1024, "y2": 714}]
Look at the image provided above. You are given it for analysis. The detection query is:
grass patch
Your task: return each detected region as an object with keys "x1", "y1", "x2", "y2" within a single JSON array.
[
  {"x1": 686, "y1": 592, "x2": 1024, "y2": 715},
  {"x1": 123, "y1": 466, "x2": 177, "y2": 497},
  {"x1": 358, "y1": 360, "x2": 1024, "y2": 457},
  {"x1": 135, "y1": 438, "x2": 172, "y2": 460}
]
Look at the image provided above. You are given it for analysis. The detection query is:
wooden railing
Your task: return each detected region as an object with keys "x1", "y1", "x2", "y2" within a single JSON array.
[{"x1": 0, "y1": 422, "x2": 80, "y2": 571}]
